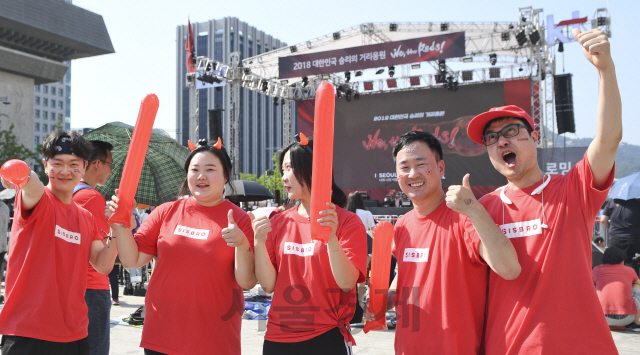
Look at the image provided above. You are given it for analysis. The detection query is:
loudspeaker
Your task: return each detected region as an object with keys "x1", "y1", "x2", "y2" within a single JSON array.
[
  {"x1": 554, "y1": 74, "x2": 575, "y2": 134},
  {"x1": 363, "y1": 200, "x2": 379, "y2": 208},
  {"x1": 208, "y1": 109, "x2": 224, "y2": 142}
]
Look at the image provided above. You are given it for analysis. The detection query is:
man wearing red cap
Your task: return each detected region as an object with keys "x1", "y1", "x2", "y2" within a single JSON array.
[{"x1": 466, "y1": 28, "x2": 620, "y2": 354}]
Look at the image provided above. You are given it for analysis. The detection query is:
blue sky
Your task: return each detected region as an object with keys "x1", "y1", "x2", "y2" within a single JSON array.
[{"x1": 71, "y1": 0, "x2": 639, "y2": 146}]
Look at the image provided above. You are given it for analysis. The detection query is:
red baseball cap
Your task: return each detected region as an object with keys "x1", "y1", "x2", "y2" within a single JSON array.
[{"x1": 467, "y1": 105, "x2": 535, "y2": 145}]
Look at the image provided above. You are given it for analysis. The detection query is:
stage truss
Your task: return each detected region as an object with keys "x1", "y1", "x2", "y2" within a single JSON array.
[{"x1": 187, "y1": 7, "x2": 611, "y2": 167}]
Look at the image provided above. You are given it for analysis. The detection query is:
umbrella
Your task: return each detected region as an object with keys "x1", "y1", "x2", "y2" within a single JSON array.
[
  {"x1": 225, "y1": 180, "x2": 274, "y2": 202},
  {"x1": 608, "y1": 172, "x2": 640, "y2": 200},
  {"x1": 0, "y1": 189, "x2": 16, "y2": 200},
  {"x1": 84, "y1": 122, "x2": 190, "y2": 206}
]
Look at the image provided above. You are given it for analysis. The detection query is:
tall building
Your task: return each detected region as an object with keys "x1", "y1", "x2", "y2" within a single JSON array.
[{"x1": 176, "y1": 17, "x2": 288, "y2": 176}]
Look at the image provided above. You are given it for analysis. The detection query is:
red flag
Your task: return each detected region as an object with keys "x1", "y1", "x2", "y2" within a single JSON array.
[{"x1": 185, "y1": 19, "x2": 195, "y2": 73}]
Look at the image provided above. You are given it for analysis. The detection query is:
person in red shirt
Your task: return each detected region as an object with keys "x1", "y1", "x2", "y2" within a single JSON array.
[
  {"x1": 72, "y1": 140, "x2": 115, "y2": 355},
  {"x1": 465, "y1": 28, "x2": 621, "y2": 354},
  {"x1": 592, "y1": 247, "x2": 640, "y2": 330},
  {"x1": 110, "y1": 139, "x2": 256, "y2": 355},
  {"x1": 252, "y1": 134, "x2": 368, "y2": 355},
  {"x1": 363, "y1": 130, "x2": 520, "y2": 355},
  {"x1": 0, "y1": 131, "x2": 121, "y2": 355}
]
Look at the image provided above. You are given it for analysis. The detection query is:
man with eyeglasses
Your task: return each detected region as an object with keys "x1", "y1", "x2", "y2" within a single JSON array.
[
  {"x1": 466, "y1": 28, "x2": 621, "y2": 354},
  {"x1": 72, "y1": 140, "x2": 116, "y2": 355}
]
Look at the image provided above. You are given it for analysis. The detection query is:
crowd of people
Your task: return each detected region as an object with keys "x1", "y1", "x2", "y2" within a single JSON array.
[{"x1": 0, "y1": 28, "x2": 631, "y2": 355}]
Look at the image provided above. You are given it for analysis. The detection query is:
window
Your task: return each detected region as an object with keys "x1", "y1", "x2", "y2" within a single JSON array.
[
  {"x1": 43, "y1": 98, "x2": 48, "y2": 106},
  {"x1": 35, "y1": 136, "x2": 40, "y2": 145},
  {"x1": 43, "y1": 124, "x2": 48, "y2": 132},
  {"x1": 57, "y1": 113, "x2": 63, "y2": 121},
  {"x1": 58, "y1": 89, "x2": 63, "y2": 96},
  {"x1": 51, "y1": 112, "x2": 56, "y2": 120},
  {"x1": 43, "y1": 85, "x2": 48, "y2": 94},
  {"x1": 34, "y1": 109, "x2": 40, "y2": 118},
  {"x1": 43, "y1": 111, "x2": 48, "y2": 119},
  {"x1": 35, "y1": 123, "x2": 40, "y2": 132},
  {"x1": 35, "y1": 97, "x2": 40, "y2": 105},
  {"x1": 51, "y1": 100, "x2": 55, "y2": 108},
  {"x1": 35, "y1": 85, "x2": 40, "y2": 92},
  {"x1": 58, "y1": 101, "x2": 63, "y2": 109}
]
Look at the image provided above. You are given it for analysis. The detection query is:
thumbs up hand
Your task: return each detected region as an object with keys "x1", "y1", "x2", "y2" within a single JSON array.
[
  {"x1": 445, "y1": 174, "x2": 479, "y2": 216},
  {"x1": 572, "y1": 28, "x2": 613, "y2": 71},
  {"x1": 222, "y1": 209, "x2": 248, "y2": 248},
  {"x1": 248, "y1": 210, "x2": 272, "y2": 244}
]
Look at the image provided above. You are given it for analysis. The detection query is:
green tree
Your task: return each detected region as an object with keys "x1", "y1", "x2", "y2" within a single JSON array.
[
  {"x1": 0, "y1": 121, "x2": 42, "y2": 184},
  {"x1": 238, "y1": 153, "x2": 283, "y2": 202}
]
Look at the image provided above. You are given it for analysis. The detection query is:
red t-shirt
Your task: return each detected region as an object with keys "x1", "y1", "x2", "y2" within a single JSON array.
[
  {"x1": 264, "y1": 206, "x2": 367, "y2": 345},
  {"x1": 134, "y1": 198, "x2": 254, "y2": 355},
  {"x1": 73, "y1": 186, "x2": 110, "y2": 291},
  {"x1": 391, "y1": 202, "x2": 487, "y2": 355},
  {"x1": 0, "y1": 188, "x2": 102, "y2": 342},
  {"x1": 592, "y1": 263, "x2": 639, "y2": 315},
  {"x1": 478, "y1": 153, "x2": 618, "y2": 355}
]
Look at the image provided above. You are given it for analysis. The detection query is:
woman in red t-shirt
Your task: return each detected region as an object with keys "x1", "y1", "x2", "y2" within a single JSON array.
[
  {"x1": 592, "y1": 246, "x2": 640, "y2": 330},
  {"x1": 111, "y1": 139, "x2": 256, "y2": 355},
  {"x1": 252, "y1": 135, "x2": 367, "y2": 355}
]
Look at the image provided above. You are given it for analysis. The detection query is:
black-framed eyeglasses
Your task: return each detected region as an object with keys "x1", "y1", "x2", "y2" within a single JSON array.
[
  {"x1": 481, "y1": 124, "x2": 527, "y2": 146},
  {"x1": 100, "y1": 160, "x2": 113, "y2": 167}
]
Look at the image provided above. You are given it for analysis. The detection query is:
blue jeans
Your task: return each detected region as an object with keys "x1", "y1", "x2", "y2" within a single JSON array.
[{"x1": 85, "y1": 289, "x2": 111, "y2": 355}]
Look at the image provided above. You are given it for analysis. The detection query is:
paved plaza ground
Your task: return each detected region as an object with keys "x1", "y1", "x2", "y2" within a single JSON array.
[{"x1": 107, "y1": 287, "x2": 640, "y2": 355}]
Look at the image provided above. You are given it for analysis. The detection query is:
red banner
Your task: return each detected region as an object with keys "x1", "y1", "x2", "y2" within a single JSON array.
[{"x1": 279, "y1": 32, "x2": 465, "y2": 79}]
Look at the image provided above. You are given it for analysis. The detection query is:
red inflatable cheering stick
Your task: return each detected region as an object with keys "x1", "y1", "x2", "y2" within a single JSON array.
[
  {"x1": 364, "y1": 221, "x2": 394, "y2": 333},
  {"x1": 0, "y1": 159, "x2": 30, "y2": 188},
  {"x1": 107, "y1": 94, "x2": 159, "y2": 228},
  {"x1": 309, "y1": 81, "x2": 335, "y2": 243}
]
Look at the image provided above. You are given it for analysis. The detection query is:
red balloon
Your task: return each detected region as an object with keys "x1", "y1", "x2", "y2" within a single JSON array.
[
  {"x1": 364, "y1": 221, "x2": 394, "y2": 333},
  {"x1": 107, "y1": 94, "x2": 159, "y2": 228},
  {"x1": 0, "y1": 159, "x2": 30, "y2": 187},
  {"x1": 309, "y1": 81, "x2": 335, "y2": 242}
]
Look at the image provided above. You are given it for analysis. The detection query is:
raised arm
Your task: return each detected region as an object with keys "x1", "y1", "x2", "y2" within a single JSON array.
[
  {"x1": 1, "y1": 170, "x2": 44, "y2": 211},
  {"x1": 446, "y1": 174, "x2": 521, "y2": 280},
  {"x1": 573, "y1": 28, "x2": 621, "y2": 188},
  {"x1": 108, "y1": 191, "x2": 154, "y2": 268}
]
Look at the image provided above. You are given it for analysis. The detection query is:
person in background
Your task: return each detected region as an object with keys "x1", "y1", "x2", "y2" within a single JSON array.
[
  {"x1": 592, "y1": 247, "x2": 640, "y2": 331},
  {"x1": 110, "y1": 139, "x2": 255, "y2": 355},
  {"x1": 0, "y1": 200, "x2": 9, "y2": 303},
  {"x1": 72, "y1": 140, "x2": 116, "y2": 355},
  {"x1": 594, "y1": 237, "x2": 606, "y2": 249}
]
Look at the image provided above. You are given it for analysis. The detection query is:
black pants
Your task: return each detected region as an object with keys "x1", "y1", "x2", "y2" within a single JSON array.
[
  {"x1": 1, "y1": 335, "x2": 89, "y2": 355},
  {"x1": 109, "y1": 265, "x2": 120, "y2": 300},
  {"x1": 263, "y1": 327, "x2": 352, "y2": 355}
]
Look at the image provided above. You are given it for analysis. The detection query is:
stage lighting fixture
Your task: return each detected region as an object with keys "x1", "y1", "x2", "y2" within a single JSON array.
[
  {"x1": 261, "y1": 81, "x2": 268, "y2": 92},
  {"x1": 489, "y1": 54, "x2": 497, "y2": 66},
  {"x1": 363, "y1": 81, "x2": 374, "y2": 91},
  {"x1": 375, "y1": 68, "x2": 384, "y2": 75},
  {"x1": 302, "y1": 76, "x2": 309, "y2": 87},
  {"x1": 516, "y1": 30, "x2": 527, "y2": 46},
  {"x1": 354, "y1": 92, "x2": 360, "y2": 100},
  {"x1": 489, "y1": 67, "x2": 500, "y2": 79},
  {"x1": 333, "y1": 32, "x2": 341, "y2": 40},
  {"x1": 344, "y1": 71, "x2": 351, "y2": 83},
  {"x1": 411, "y1": 64, "x2": 420, "y2": 69},
  {"x1": 355, "y1": 71, "x2": 363, "y2": 77},
  {"x1": 529, "y1": 30, "x2": 540, "y2": 45},
  {"x1": 519, "y1": 66, "x2": 524, "y2": 72},
  {"x1": 273, "y1": 97, "x2": 279, "y2": 105},
  {"x1": 281, "y1": 80, "x2": 289, "y2": 84},
  {"x1": 198, "y1": 73, "x2": 222, "y2": 84},
  {"x1": 462, "y1": 57, "x2": 473, "y2": 63},
  {"x1": 436, "y1": 73, "x2": 446, "y2": 84},
  {"x1": 558, "y1": 42, "x2": 564, "y2": 53},
  {"x1": 212, "y1": 62, "x2": 218, "y2": 71},
  {"x1": 446, "y1": 76, "x2": 458, "y2": 92},
  {"x1": 346, "y1": 89, "x2": 353, "y2": 102},
  {"x1": 409, "y1": 76, "x2": 420, "y2": 86},
  {"x1": 462, "y1": 70, "x2": 473, "y2": 81},
  {"x1": 243, "y1": 68, "x2": 251, "y2": 75},
  {"x1": 388, "y1": 66, "x2": 395, "y2": 77},
  {"x1": 438, "y1": 59, "x2": 446, "y2": 72},
  {"x1": 281, "y1": 98, "x2": 285, "y2": 105},
  {"x1": 290, "y1": 46, "x2": 297, "y2": 53},
  {"x1": 441, "y1": 23, "x2": 448, "y2": 31},
  {"x1": 597, "y1": 17, "x2": 607, "y2": 26},
  {"x1": 501, "y1": 32, "x2": 510, "y2": 41},
  {"x1": 390, "y1": 23, "x2": 398, "y2": 32},
  {"x1": 205, "y1": 63, "x2": 212, "y2": 71}
]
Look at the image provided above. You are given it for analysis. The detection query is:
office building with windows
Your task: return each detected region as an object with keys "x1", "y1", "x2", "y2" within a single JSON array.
[{"x1": 176, "y1": 17, "x2": 288, "y2": 176}]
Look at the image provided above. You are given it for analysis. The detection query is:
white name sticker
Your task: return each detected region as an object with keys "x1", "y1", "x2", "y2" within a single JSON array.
[
  {"x1": 500, "y1": 219, "x2": 543, "y2": 239},
  {"x1": 284, "y1": 242, "x2": 316, "y2": 257},
  {"x1": 55, "y1": 225, "x2": 81, "y2": 245},
  {"x1": 174, "y1": 225, "x2": 210, "y2": 240},
  {"x1": 403, "y1": 248, "x2": 429, "y2": 262}
]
